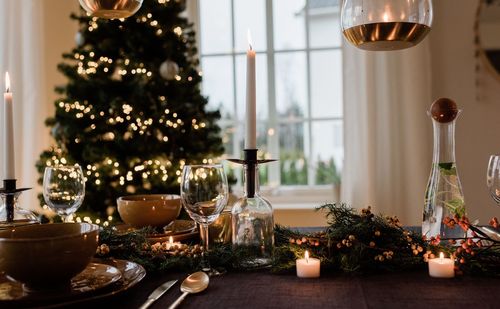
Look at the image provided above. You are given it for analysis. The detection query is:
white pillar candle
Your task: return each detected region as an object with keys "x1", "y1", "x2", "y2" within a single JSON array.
[
  {"x1": 428, "y1": 252, "x2": 455, "y2": 278},
  {"x1": 296, "y1": 250, "x2": 320, "y2": 278},
  {"x1": 3, "y1": 72, "x2": 15, "y2": 180},
  {"x1": 245, "y1": 31, "x2": 257, "y2": 149}
]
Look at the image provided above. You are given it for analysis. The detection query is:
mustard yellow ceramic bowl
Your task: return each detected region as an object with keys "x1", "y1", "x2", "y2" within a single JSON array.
[
  {"x1": 117, "y1": 194, "x2": 181, "y2": 228},
  {"x1": 0, "y1": 223, "x2": 99, "y2": 290}
]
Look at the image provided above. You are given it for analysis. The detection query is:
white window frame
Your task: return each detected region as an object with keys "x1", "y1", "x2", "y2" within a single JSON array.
[{"x1": 189, "y1": 0, "x2": 343, "y2": 208}]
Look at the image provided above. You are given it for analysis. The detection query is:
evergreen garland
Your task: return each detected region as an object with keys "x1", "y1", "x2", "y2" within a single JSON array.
[{"x1": 96, "y1": 203, "x2": 500, "y2": 276}]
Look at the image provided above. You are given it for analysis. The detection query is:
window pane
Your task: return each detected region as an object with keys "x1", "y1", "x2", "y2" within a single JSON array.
[
  {"x1": 275, "y1": 52, "x2": 308, "y2": 119},
  {"x1": 311, "y1": 120, "x2": 343, "y2": 185},
  {"x1": 220, "y1": 122, "x2": 236, "y2": 156},
  {"x1": 201, "y1": 56, "x2": 234, "y2": 120},
  {"x1": 199, "y1": 0, "x2": 232, "y2": 54},
  {"x1": 310, "y1": 50, "x2": 342, "y2": 118},
  {"x1": 236, "y1": 54, "x2": 268, "y2": 120},
  {"x1": 257, "y1": 122, "x2": 269, "y2": 186},
  {"x1": 234, "y1": 0, "x2": 267, "y2": 52},
  {"x1": 273, "y1": 0, "x2": 306, "y2": 50},
  {"x1": 279, "y1": 122, "x2": 308, "y2": 185},
  {"x1": 307, "y1": 2, "x2": 342, "y2": 48}
]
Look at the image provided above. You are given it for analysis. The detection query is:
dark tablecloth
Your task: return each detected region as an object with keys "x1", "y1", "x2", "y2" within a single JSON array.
[{"x1": 77, "y1": 270, "x2": 500, "y2": 309}]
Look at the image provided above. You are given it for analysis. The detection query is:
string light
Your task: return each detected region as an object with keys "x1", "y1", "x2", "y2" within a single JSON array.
[{"x1": 173, "y1": 26, "x2": 182, "y2": 36}]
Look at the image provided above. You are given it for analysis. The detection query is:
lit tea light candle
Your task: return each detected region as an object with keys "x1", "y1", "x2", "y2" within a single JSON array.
[
  {"x1": 165, "y1": 235, "x2": 181, "y2": 250},
  {"x1": 296, "y1": 250, "x2": 320, "y2": 278},
  {"x1": 428, "y1": 252, "x2": 455, "y2": 278}
]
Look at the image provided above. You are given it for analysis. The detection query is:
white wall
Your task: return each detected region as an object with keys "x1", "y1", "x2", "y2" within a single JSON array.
[
  {"x1": 430, "y1": 0, "x2": 499, "y2": 225},
  {"x1": 20, "y1": 1, "x2": 79, "y2": 211},
  {"x1": 43, "y1": 0, "x2": 79, "y2": 123}
]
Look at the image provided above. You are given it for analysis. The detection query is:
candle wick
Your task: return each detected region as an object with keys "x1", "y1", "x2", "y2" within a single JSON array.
[{"x1": 249, "y1": 44, "x2": 253, "y2": 51}]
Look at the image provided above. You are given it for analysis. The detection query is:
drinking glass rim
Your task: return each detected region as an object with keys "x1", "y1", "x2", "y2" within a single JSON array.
[
  {"x1": 183, "y1": 164, "x2": 223, "y2": 169},
  {"x1": 44, "y1": 165, "x2": 83, "y2": 171}
]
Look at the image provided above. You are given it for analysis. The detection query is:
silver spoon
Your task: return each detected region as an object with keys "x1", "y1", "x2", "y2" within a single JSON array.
[{"x1": 167, "y1": 272, "x2": 209, "y2": 309}]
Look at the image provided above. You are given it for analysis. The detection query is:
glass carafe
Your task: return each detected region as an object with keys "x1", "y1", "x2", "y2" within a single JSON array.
[
  {"x1": 423, "y1": 98, "x2": 466, "y2": 239},
  {"x1": 232, "y1": 164, "x2": 274, "y2": 267}
]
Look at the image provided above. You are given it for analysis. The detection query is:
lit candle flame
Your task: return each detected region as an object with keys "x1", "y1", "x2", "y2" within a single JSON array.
[
  {"x1": 383, "y1": 12, "x2": 390, "y2": 22},
  {"x1": 5, "y1": 72, "x2": 10, "y2": 92},
  {"x1": 305, "y1": 250, "x2": 309, "y2": 263},
  {"x1": 247, "y1": 29, "x2": 253, "y2": 51},
  {"x1": 439, "y1": 252, "x2": 444, "y2": 260},
  {"x1": 169, "y1": 236, "x2": 173, "y2": 244}
]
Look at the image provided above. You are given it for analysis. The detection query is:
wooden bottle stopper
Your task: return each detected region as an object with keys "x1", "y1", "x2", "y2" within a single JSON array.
[{"x1": 430, "y1": 98, "x2": 459, "y2": 123}]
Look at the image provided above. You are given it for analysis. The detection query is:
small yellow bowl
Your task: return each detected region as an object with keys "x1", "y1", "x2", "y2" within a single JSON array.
[
  {"x1": 0, "y1": 223, "x2": 99, "y2": 290},
  {"x1": 117, "y1": 194, "x2": 181, "y2": 228}
]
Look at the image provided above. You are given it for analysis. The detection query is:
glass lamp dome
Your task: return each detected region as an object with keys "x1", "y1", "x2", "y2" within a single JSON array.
[
  {"x1": 79, "y1": 0, "x2": 143, "y2": 19},
  {"x1": 341, "y1": 0, "x2": 433, "y2": 51}
]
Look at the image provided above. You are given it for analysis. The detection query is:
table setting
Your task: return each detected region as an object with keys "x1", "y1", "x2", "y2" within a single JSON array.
[{"x1": 1, "y1": 0, "x2": 500, "y2": 308}]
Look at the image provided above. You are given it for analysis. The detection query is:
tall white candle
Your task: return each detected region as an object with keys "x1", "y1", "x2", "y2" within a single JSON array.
[
  {"x1": 245, "y1": 31, "x2": 257, "y2": 149},
  {"x1": 3, "y1": 72, "x2": 15, "y2": 180}
]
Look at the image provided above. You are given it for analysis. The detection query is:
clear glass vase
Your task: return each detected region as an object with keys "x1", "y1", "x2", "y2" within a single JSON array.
[
  {"x1": 231, "y1": 164, "x2": 274, "y2": 267},
  {"x1": 0, "y1": 192, "x2": 39, "y2": 230},
  {"x1": 423, "y1": 105, "x2": 466, "y2": 239}
]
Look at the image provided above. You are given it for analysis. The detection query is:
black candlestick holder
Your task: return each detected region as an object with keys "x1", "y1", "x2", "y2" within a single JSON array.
[
  {"x1": 228, "y1": 149, "x2": 276, "y2": 198},
  {"x1": 0, "y1": 179, "x2": 38, "y2": 228}
]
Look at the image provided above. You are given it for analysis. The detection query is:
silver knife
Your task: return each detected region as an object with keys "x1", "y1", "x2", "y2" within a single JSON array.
[{"x1": 139, "y1": 279, "x2": 178, "y2": 309}]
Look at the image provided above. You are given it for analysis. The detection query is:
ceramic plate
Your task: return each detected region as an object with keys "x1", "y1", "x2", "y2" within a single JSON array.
[
  {"x1": 0, "y1": 259, "x2": 146, "y2": 308},
  {"x1": 0, "y1": 263, "x2": 121, "y2": 306},
  {"x1": 163, "y1": 220, "x2": 197, "y2": 235},
  {"x1": 115, "y1": 222, "x2": 198, "y2": 243}
]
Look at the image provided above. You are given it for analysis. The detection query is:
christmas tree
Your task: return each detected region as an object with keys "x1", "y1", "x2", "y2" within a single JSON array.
[{"x1": 36, "y1": 0, "x2": 224, "y2": 219}]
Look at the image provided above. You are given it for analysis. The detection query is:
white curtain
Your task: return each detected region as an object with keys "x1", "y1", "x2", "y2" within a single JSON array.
[
  {"x1": 341, "y1": 40, "x2": 433, "y2": 225},
  {"x1": 0, "y1": 0, "x2": 48, "y2": 212}
]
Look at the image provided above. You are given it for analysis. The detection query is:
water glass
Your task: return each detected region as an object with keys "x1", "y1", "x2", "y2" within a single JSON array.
[
  {"x1": 180, "y1": 164, "x2": 228, "y2": 274},
  {"x1": 43, "y1": 165, "x2": 85, "y2": 222}
]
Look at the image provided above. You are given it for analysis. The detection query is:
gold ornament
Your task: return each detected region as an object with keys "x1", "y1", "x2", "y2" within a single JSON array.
[
  {"x1": 159, "y1": 60, "x2": 179, "y2": 80},
  {"x1": 79, "y1": 0, "x2": 143, "y2": 19}
]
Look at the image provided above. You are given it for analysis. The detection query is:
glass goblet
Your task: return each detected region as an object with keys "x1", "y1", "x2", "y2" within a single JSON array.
[
  {"x1": 43, "y1": 165, "x2": 86, "y2": 222},
  {"x1": 487, "y1": 155, "x2": 500, "y2": 206},
  {"x1": 180, "y1": 164, "x2": 228, "y2": 275}
]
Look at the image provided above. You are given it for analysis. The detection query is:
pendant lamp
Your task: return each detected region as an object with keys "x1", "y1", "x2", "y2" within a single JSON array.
[
  {"x1": 341, "y1": 0, "x2": 433, "y2": 51},
  {"x1": 79, "y1": 0, "x2": 143, "y2": 19}
]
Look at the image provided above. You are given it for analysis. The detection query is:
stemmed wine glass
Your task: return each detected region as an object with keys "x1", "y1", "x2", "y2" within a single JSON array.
[
  {"x1": 487, "y1": 155, "x2": 500, "y2": 206},
  {"x1": 43, "y1": 165, "x2": 86, "y2": 222},
  {"x1": 180, "y1": 164, "x2": 228, "y2": 275}
]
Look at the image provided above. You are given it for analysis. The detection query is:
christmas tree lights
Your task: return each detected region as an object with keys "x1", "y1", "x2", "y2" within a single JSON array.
[{"x1": 36, "y1": 0, "x2": 224, "y2": 219}]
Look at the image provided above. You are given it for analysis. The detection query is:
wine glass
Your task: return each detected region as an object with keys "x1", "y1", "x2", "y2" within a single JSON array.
[
  {"x1": 487, "y1": 155, "x2": 500, "y2": 206},
  {"x1": 180, "y1": 164, "x2": 228, "y2": 275},
  {"x1": 43, "y1": 165, "x2": 86, "y2": 222}
]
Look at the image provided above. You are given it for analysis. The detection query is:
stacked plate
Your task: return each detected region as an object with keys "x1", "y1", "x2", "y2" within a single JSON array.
[
  {"x1": 115, "y1": 219, "x2": 198, "y2": 243},
  {"x1": 0, "y1": 259, "x2": 146, "y2": 307}
]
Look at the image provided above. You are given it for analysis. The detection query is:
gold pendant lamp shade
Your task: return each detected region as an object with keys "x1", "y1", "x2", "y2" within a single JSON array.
[
  {"x1": 79, "y1": 0, "x2": 143, "y2": 19},
  {"x1": 341, "y1": 0, "x2": 433, "y2": 51}
]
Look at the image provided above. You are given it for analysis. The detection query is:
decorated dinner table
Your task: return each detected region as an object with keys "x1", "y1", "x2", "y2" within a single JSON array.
[
  {"x1": 1, "y1": 1, "x2": 500, "y2": 308},
  {"x1": 3, "y1": 204, "x2": 499, "y2": 308}
]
